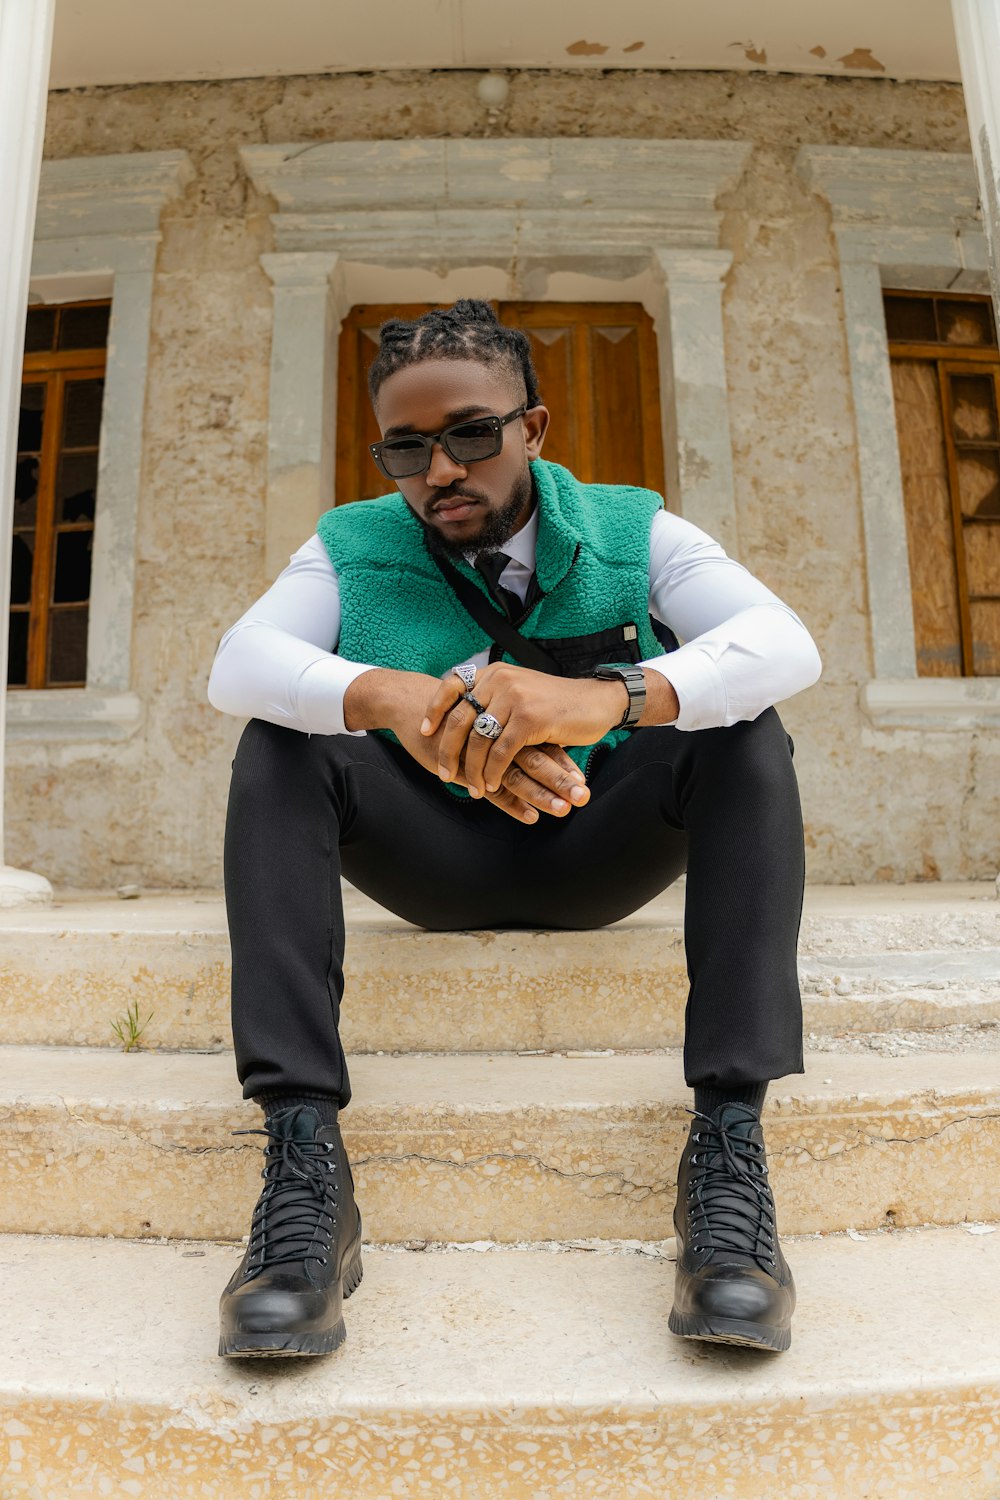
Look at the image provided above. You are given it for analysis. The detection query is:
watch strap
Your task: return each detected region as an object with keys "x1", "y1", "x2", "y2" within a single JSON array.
[{"x1": 592, "y1": 663, "x2": 646, "y2": 729}]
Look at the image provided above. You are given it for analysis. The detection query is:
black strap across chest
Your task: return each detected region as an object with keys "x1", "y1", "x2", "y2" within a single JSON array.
[
  {"x1": 474, "y1": 551, "x2": 522, "y2": 621},
  {"x1": 428, "y1": 550, "x2": 564, "y2": 675}
]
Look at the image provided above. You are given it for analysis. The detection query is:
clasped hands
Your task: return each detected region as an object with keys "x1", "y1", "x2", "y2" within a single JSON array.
[
  {"x1": 344, "y1": 660, "x2": 677, "y2": 826},
  {"x1": 415, "y1": 661, "x2": 631, "y2": 825}
]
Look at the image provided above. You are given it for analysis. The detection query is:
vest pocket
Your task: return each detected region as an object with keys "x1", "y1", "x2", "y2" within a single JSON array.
[{"x1": 524, "y1": 622, "x2": 644, "y2": 678}]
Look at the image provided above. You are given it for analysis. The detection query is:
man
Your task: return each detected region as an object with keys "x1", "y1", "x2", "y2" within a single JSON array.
[{"x1": 208, "y1": 298, "x2": 821, "y2": 1360}]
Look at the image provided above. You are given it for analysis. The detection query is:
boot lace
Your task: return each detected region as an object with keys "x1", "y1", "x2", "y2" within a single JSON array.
[
  {"x1": 683, "y1": 1107, "x2": 778, "y2": 1273},
  {"x1": 231, "y1": 1106, "x2": 340, "y2": 1277}
]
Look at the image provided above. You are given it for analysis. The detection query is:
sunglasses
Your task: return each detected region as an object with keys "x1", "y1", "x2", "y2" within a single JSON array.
[{"x1": 369, "y1": 404, "x2": 530, "y2": 480}]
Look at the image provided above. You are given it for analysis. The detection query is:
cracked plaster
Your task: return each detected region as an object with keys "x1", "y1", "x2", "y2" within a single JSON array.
[{"x1": 7, "y1": 1077, "x2": 1000, "y2": 1243}]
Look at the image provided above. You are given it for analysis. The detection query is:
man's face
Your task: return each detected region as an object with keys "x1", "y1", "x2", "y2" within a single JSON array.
[{"x1": 372, "y1": 358, "x2": 549, "y2": 556}]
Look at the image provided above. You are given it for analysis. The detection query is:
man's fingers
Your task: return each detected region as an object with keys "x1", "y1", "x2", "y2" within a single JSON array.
[
  {"x1": 502, "y1": 761, "x2": 573, "y2": 816},
  {"x1": 484, "y1": 783, "x2": 539, "y2": 824},
  {"x1": 461, "y1": 718, "x2": 495, "y2": 794},
  {"x1": 473, "y1": 744, "x2": 590, "y2": 821},
  {"x1": 479, "y1": 724, "x2": 526, "y2": 791},
  {"x1": 437, "y1": 699, "x2": 477, "y2": 783},
  {"x1": 421, "y1": 672, "x2": 467, "y2": 737},
  {"x1": 534, "y1": 744, "x2": 585, "y2": 780},
  {"x1": 511, "y1": 744, "x2": 590, "y2": 805},
  {"x1": 479, "y1": 723, "x2": 573, "y2": 798}
]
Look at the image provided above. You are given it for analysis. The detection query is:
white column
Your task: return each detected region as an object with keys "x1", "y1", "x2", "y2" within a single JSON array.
[
  {"x1": 951, "y1": 0, "x2": 1000, "y2": 316},
  {"x1": 0, "y1": 0, "x2": 55, "y2": 905},
  {"x1": 653, "y1": 249, "x2": 741, "y2": 557},
  {"x1": 260, "y1": 252, "x2": 342, "y2": 581}
]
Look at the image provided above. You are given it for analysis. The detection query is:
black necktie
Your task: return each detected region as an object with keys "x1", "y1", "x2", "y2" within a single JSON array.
[{"x1": 475, "y1": 551, "x2": 522, "y2": 621}]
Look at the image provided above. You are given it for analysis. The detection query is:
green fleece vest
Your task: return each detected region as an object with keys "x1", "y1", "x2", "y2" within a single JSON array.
[{"x1": 316, "y1": 456, "x2": 665, "y2": 795}]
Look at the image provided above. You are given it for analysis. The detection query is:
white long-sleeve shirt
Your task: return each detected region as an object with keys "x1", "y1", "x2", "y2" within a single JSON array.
[{"x1": 207, "y1": 505, "x2": 821, "y2": 735}]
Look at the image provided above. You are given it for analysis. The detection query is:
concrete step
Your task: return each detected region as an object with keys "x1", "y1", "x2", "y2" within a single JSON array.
[
  {"x1": 2, "y1": 1224, "x2": 999, "y2": 1498},
  {"x1": 5, "y1": 1042, "x2": 999, "y2": 1243},
  {"x1": 1, "y1": 883, "x2": 997, "y2": 1052}
]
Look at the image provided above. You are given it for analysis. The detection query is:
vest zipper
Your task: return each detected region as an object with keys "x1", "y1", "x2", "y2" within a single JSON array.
[{"x1": 510, "y1": 542, "x2": 581, "y2": 630}]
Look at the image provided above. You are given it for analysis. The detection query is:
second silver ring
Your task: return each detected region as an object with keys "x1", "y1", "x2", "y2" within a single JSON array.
[{"x1": 472, "y1": 712, "x2": 503, "y2": 741}]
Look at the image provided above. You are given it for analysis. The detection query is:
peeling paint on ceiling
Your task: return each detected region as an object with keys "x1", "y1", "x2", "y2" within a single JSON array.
[
  {"x1": 838, "y1": 46, "x2": 886, "y2": 71},
  {"x1": 46, "y1": 1, "x2": 964, "y2": 89},
  {"x1": 728, "y1": 39, "x2": 768, "y2": 66}
]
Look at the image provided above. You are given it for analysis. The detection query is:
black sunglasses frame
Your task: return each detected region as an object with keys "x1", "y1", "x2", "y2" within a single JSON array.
[{"x1": 368, "y1": 404, "x2": 530, "y2": 480}]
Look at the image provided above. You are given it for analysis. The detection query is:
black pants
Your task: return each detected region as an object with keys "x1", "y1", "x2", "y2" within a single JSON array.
[{"x1": 223, "y1": 708, "x2": 806, "y2": 1110}]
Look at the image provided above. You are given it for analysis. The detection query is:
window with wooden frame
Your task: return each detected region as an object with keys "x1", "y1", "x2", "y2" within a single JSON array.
[
  {"x1": 885, "y1": 289, "x2": 1000, "y2": 677},
  {"x1": 335, "y1": 301, "x2": 666, "y2": 504},
  {"x1": 10, "y1": 299, "x2": 110, "y2": 689}
]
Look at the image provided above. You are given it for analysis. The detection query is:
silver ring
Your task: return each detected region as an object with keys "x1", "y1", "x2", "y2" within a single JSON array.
[
  {"x1": 473, "y1": 712, "x2": 503, "y2": 740},
  {"x1": 452, "y1": 663, "x2": 477, "y2": 692}
]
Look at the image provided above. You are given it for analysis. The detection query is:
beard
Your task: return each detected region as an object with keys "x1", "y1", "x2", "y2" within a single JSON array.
[{"x1": 420, "y1": 468, "x2": 535, "y2": 561}]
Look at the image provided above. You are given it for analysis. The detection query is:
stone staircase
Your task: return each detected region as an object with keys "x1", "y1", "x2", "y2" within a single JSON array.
[{"x1": 2, "y1": 882, "x2": 1000, "y2": 1497}]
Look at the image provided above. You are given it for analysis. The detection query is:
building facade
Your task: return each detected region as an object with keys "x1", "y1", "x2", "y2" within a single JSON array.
[{"x1": 8, "y1": 64, "x2": 999, "y2": 887}]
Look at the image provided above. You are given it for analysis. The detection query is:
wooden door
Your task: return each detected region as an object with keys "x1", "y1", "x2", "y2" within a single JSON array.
[
  {"x1": 886, "y1": 288, "x2": 1000, "y2": 677},
  {"x1": 334, "y1": 301, "x2": 665, "y2": 504}
]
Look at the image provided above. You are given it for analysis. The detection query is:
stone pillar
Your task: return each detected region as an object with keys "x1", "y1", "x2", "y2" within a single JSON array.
[
  {"x1": 260, "y1": 252, "x2": 342, "y2": 581},
  {"x1": 0, "y1": 0, "x2": 54, "y2": 905},
  {"x1": 86, "y1": 263, "x2": 158, "y2": 694},
  {"x1": 951, "y1": 0, "x2": 1000, "y2": 316},
  {"x1": 837, "y1": 238, "x2": 919, "y2": 680},
  {"x1": 653, "y1": 250, "x2": 740, "y2": 557}
]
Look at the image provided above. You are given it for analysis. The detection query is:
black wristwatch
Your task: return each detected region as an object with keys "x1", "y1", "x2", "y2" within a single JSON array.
[{"x1": 591, "y1": 663, "x2": 646, "y2": 730}]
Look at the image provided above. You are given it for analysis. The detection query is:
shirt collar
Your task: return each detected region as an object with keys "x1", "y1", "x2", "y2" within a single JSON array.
[
  {"x1": 463, "y1": 495, "x2": 539, "y2": 571},
  {"x1": 501, "y1": 502, "x2": 539, "y2": 571}
]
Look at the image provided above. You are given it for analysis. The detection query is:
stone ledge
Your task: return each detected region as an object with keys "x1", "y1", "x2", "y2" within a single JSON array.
[
  {"x1": 0, "y1": 884, "x2": 995, "y2": 1052},
  {"x1": 241, "y1": 137, "x2": 752, "y2": 255},
  {"x1": 5, "y1": 689, "x2": 144, "y2": 742},
  {"x1": 796, "y1": 145, "x2": 981, "y2": 230},
  {"x1": 860, "y1": 677, "x2": 1000, "y2": 730},
  {"x1": 35, "y1": 150, "x2": 196, "y2": 241}
]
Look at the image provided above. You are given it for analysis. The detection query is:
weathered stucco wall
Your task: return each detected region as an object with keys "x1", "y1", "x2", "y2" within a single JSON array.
[{"x1": 9, "y1": 68, "x2": 995, "y2": 887}]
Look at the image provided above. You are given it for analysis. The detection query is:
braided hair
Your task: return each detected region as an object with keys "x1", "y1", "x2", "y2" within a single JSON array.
[{"x1": 367, "y1": 298, "x2": 542, "y2": 413}]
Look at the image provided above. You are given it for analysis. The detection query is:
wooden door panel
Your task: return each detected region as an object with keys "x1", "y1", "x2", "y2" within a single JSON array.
[
  {"x1": 591, "y1": 323, "x2": 647, "y2": 488},
  {"x1": 518, "y1": 324, "x2": 576, "y2": 475},
  {"x1": 335, "y1": 304, "x2": 433, "y2": 504},
  {"x1": 499, "y1": 301, "x2": 662, "y2": 490},
  {"x1": 890, "y1": 357, "x2": 963, "y2": 676}
]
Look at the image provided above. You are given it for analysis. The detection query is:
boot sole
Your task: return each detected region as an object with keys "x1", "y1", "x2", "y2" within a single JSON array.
[
  {"x1": 219, "y1": 1225, "x2": 364, "y2": 1359},
  {"x1": 668, "y1": 1309, "x2": 790, "y2": 1352}
]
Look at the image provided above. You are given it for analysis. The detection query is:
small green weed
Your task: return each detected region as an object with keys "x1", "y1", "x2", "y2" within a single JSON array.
[{"x1": 111, "y1": 999, "x2": 154, "y2": 1051}]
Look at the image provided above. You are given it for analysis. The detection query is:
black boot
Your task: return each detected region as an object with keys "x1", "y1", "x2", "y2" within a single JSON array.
[
  {"x1": 219, "y1": 1102, "x2": 364, "y2": 1357},
  {"x1": 668, "y1": 1102, "x2": 794, "y2": 1352}
]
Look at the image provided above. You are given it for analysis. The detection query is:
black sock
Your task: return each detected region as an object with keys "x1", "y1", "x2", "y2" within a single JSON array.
[
  {"x1": 253, "y1": 1091, "x2": 340, "y2": 1127},
  {"x1": 693, "y1": 1081, "x2": 769, "y2": 1119}
]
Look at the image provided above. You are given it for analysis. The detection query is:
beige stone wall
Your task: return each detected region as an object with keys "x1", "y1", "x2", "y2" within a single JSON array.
[{"x1": 10, "y1": 68, "x2": 994, "y2": 887}]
